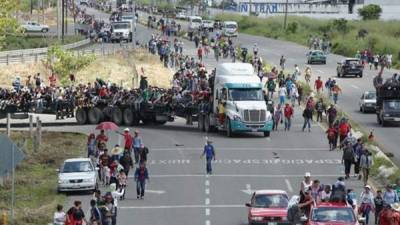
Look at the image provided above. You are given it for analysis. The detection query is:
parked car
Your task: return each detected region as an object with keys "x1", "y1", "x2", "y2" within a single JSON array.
[
  {"x1": 21, "y1": 21, "x2": 49, "y2": 33},
  {"x1": 245, "y1": 190, "x2": 289, "y2": 225},
  {"x1": 175, "y1": 12, "x2": 187, "y2": 20},
  {"x1": 57, "y1": 158, "x2": 98, "y2": 193},
  {"x1": 359, "y1": 91, "x2": 376, "y2": 113},
  {"x1": 201, "y1": 20, "x2": 215, "y2": 32},
  {"x1": 336, "y1": 58, "x2": 364, "y2": 78},
  {"x1": 306, "y1": 50, "x2": 326, "y2": 64}
]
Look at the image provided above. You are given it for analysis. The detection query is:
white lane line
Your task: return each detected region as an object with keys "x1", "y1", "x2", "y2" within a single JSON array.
[
  {"x1": 120, "y1": 204, "x2": 244, "y2": 209},
  {"x1": 205, "y1": 208, "x2": 210, "y2": 216},
  {"x1": 316, "y1": 69, "x2": 324, "y2": 74},
  {"x1": 246, "y1": 184, "x2": 251, "y2": 191},
  {"x1": 149, "y1": 174, "x2": 342, "y2": 178},
  {"x1": 148, "y1": 147, "x2": 328, "y2": 151},
  {"x1": 285, "y1": 179, "x2": 294, "y2": 193},
  {"x1": 205, "y1": 220, "x2": 210, "y2": 225},
  {"x1": 205, "y1": 198, "x2": 210, "y2": 205},
  {"x1": 205, "y1": 180, "x2": 210, "y2": 186},
  {"x1": 205, "y1": 188, "x2": 210, "y2": 195},
  {"x1": 351, "y1": 84, "x2": 360, "y2": 89}
]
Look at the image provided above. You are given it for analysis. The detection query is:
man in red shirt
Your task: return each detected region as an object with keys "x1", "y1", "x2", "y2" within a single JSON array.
[
  {"x1": 117, "y1": 128, "x2": 133, "y2": 151},
  {"x1": 96, "y1": 130, "x2": 108, "y2": 149},
  {"x1": 314, "y1": 76, "x2": 323, "y2": 93},
  {"x1": 197, "y1": 47, "x2": 203, "y2": 61},
  {"x1": 378, "y1": 205, "x2": 393, "y2": 225},
  {"x1": 284, "y1": 103, "x2": 294, "y2": 131}
]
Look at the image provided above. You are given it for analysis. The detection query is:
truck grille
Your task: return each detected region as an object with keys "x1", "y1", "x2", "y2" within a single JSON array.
[
  {"x1": 243, "y1": 110, "x2": 265, "y2": 122},
  {"x1": 69, "y1": 179, "x2": 83, "y2": 183}
]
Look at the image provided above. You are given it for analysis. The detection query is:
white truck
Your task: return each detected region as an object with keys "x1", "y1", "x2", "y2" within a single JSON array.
[
  {"x1": 110, "y1": 21, "x2": 132, "y2": 43},
  {"x1": 188, "y1": 16, "x2": 202, "y2": 32},
  {"x1": 198, "y1": 63, "x2": 273, "y2": 137},
  {"x1": 21, "y1": 21, "x2": 49, "y2": 33}
]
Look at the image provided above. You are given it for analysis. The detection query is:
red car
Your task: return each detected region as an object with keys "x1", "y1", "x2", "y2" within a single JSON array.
[
  {"x1": 306, "y1": 201, "x2": 364, "y2": 225},
  {"x1": 245, "y1": 190, "x2": 290, "y2": 225}
]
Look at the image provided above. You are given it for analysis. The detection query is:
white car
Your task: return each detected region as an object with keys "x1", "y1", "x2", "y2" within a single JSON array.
[
  {"x1": 222, "y1": 21, "x2": 238, "y2": 37},
  {"x1": 359, "y1": 91, "x2": 376, "y2": 113},
  {"x1": 57, "y1": 158, "x2": 98, "y2": 193},
  {"x1": 21, "y1": 21, "x2": 49, "y2": 33},
  {"x1": 202, "y1": 20, "x2": 215, "y2": 32},
  {"x1": 175, "y1": 12, "x2": 187, "y2": 20}
]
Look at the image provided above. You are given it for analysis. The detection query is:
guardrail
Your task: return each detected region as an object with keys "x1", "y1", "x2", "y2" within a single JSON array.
[
  {"x1": 0, "y1": 39, "x2": 91, "y2": 65},
  {"x1": 0, "y1": 43, "x2": 136, "y2": 65}
]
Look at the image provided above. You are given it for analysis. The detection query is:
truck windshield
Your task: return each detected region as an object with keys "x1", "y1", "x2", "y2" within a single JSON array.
[
  {"x1": 192, "y1": 19, "x2": 202, "y2": 23},
  {"x1": 112, "y1": 23, "x2": 130, "y2": 29},
  {"x1": 225, "y1": 24, "x2": 237, "y2": 29},
  {"x1": 384, "y1": 100, "x2": 400, "y2": 111},
  {"x1": 228, "y1": 88, "x2": 263, "y2": 101}
]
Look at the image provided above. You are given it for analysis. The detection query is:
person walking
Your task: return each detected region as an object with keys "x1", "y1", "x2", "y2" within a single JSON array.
[
  {"x1": 314, "y1": 76, "x2": 323, "y2": 94},
  {"x1": 332, "y1": 84, "x2": 342, "y2": 104},
  {"x1": 327, "y1": 104, "x2": 337, "y2": 126},
  {"x1": 89, "y1": 199, "x2": 102, "y2": 225},
  {"x1": 284, "y1": 103, "x2": 294, "y2": 131},
  {"x1": 54, "y1": 204, "x2": 66, "y2": 225},
  {"x1": 273, "y1": 104, "x2": 283, "y2": 131},
  {"x1": 383, "y1": 184, "x2": 399, "y2": 205},
  {"x1": 87, "y1": 133, "x2": 96, "y2": 158},
  {"x1": 278, "y1": 85, "x2": 287, "y2": 105},
  {"x1": 360, "y1": 148, "x2": 373, "y2": 186},
  {"x1": 119, "y1": 149, "x2": 133, "y2": 176},
  {"x1": 315, "y1": 98, "x2": 326, "y2": 123},
  {"x1": 66, "y1": 201, "x2": 86, "y2": 225},
  {"x1": 139, "y1": 144, "x2": 149, "y2": 163},
  {"x1": 374, "y1": 190, "x2": 384, "y2": 225},
  {"x1": 302, "y1": 107, "x2": 313, "y2": 132},
  {"x1": 353, "y1": 139, "x2": 364, "y2": 179},
  {"x1": 342, "y1": 142, "x2": 355, "y2": 179},
  {"x1": 132, "y1": 130, "x2": 143, "y2": 164},
  {"x1": 134, "y1": 162, "x2": 149, "y2": 199},
  {"x1": 116, "y1": 128, "x2": 133, "y2": 153},
  {"x1": 326, "y1": 124, "x2": 337, "y2": 151},
  {"x1": 359, "y1": 185, "x2": 375, "y2": 225},
  {"x1": 201, "y1": 140, "x2": 216, "y2": 174}
]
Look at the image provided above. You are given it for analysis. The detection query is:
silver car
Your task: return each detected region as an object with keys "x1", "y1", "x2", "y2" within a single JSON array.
[
  {"x1": 57, "y1": 158, "x2": 98, "y2": 193},
  {"x1": 359, "y1": 91, "x2": 376, "y2": 113}
]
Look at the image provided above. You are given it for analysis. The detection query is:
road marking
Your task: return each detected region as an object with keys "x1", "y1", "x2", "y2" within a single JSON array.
[
  {"x1": 205, "y1": 208, "x2": 210, "y2": 216},
  {"x1": 351, "y1": 84, "x2": 360, "y2": 89},
  {"x1": 285, "y1": 179, "x2": 294, "y2": 193},
  {"x1": 205, "y1": 220, "x2": 210, "y2": 225},
  {"x1": 205, "y1": 198, "x2": 210, "y2": 205},
  {"x1": 144, "y1": 190, "x2": 166, "y2": 194},
  {"x1": 120, "y1": 204, "x2": 244, "y2": 209},
  {"x1": 147, "y1": 174, "x2": 343, "y2": 178},
  {"x1": 143, "y1": 158, "x2": 341, "y2": 165},
  {"x1": 205, "y1": 180, "x2": 210, "y2": 186},
  {"x1": 148, "y1": 147, "x2": 328, "y2": 151},
  {"x1": 316, "y1": 69, "x2": 324, "y2": 74},
  {"x1": 242, "y1": 184, "x2": 253, "y2": 195},
  {"x1": 205, "y1": 188, "x2": 210, "y2": 195}
]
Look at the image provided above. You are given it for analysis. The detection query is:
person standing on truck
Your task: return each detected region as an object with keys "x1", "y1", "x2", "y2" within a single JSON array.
[{"x1": 201, "y1": 140, "x2": 216, "y2": 175}]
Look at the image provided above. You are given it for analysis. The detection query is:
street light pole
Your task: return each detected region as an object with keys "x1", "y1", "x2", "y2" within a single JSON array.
[
  {"x1": 283, "y1": 0, "x2": 288, "y2": 29},
  {"x1": 61, "y1": 0, "x2": 65, "y2": 44}
]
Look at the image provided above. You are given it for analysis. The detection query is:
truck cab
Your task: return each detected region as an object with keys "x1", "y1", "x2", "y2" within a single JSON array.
[
  {"x1": 110, "y1": 21, "x2": 132, "y2": 43},
  {"x1": 203, "y1": 63, "x2": 273, "y2": 137},
  {"x1": 376, "y1": 80, "x2": 400, "y2": 126}
]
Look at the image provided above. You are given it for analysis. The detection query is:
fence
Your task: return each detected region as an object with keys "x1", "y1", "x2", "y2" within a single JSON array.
[{"x1": 0, "y1": 39, "x2": 91, "y2": 65}]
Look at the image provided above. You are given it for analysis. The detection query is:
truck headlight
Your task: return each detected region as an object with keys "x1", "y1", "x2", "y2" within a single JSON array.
[
  {"x1": 83, "y1": 178, "x2": 95, "y2": 183},
  {"x1": 233, "y1": 115, "x2": 241, "y2": 121}
]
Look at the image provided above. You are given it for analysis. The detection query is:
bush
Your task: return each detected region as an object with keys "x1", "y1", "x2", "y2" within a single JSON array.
[
  {"x1": 358, "y1": 4, "x2": 382, "y2": 20},
  {"x1": 286, "y1": 22, "x2": 298, "y2": 34}
]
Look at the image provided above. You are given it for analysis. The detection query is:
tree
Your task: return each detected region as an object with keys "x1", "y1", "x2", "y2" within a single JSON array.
[
  {"x1": 358, "y1": 4, "x2": 382, "y2": 20},
  {"x1": 333, "y1": 18, "x2": 349, "y2": 38},
  {"x1": 0, "y1": 0, "x2": 20, "y2": 50},
  {"x1": 43, "y1": 46, "x2": 95, "y2": 85}
]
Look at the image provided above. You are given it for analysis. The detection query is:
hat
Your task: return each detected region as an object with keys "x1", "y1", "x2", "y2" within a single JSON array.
[
  {"x1": 304, "y1": 172, "x2": 311, "y2": 177},
  {"x1": 124, "y1": 128, "x2": 130, "y2": 132},
  {"x1": 364, "y1": 185, "x2": 371, "y2": 189},
  {"x1": 391, "y1": 203, "x2": 400, "y2": 212}
]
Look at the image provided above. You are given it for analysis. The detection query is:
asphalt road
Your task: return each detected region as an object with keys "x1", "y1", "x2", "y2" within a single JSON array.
[{"x1": 41, "y1": 11, "x2": 368, "y2": 224}]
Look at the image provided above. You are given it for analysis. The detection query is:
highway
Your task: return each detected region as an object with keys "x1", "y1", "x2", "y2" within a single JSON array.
[{"x1": 40, "y1": 7, "x2": 370, "y2": 224}]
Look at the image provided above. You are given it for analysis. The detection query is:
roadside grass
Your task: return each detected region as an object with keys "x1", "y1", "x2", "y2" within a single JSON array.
[
  {"x1": 215, "y1": 14, "x2": 400, "y2": 69},
  {"x1": 3, "y1": 35, "x2": 85, "y2": 51},
  {"x1": 0, "y1": 131, "x2": 86, "y2": 225}
]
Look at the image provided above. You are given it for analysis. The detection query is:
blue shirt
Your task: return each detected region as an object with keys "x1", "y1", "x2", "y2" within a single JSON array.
[
  {"x1": 203, "y1": 144, "x2": 215, "y2": 159},
  {"x1": 133, "y1": 136, "x2": 142, "y2": 148}
]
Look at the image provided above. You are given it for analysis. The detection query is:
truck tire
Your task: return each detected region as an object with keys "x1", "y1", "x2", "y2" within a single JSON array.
[
  {"x1": 76, "y1": 108, "x2": 88, "y2": 125},
  {"x1": 123, "y1": 108, "x2": 134, "y2": 126},
  {"x1": 198, "y1": 114, "x2": 204, "y2": 132},
  {"x1": 111, "y1": 107, "x2": 123, "y2": 125},
  {"x1": 103, "y1": 106, "x2": 113, "y2": 119},
  {"x1": 263, "y1": 131, "x2": 270, "y2": 137},
  {"x1": 226, "y1": 118, "x2": 233, "y2": 137},
  {"x1": 88, "y1": 107, "x2": 102, "y2": 124}
]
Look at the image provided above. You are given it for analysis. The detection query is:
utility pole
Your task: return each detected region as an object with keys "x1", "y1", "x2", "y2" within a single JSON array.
[
  {"x1": 62, "y1": 0, "x2": 65, "y2": 43},
  {"x1": 283, "y1": 0, "x2": 288, "y2": 29},
  {"x1": 30, "y1": 0, "x2": 33, "y2": 15},
  {"x1": 42, "y1": 0, "x2": 45, "y2": 24},
  {"x1": 65, "y1": 0, "x2": 68, "y2": 35},
  {"x1": 57, "y1": 0, "x2": 61, "y2": 40}
]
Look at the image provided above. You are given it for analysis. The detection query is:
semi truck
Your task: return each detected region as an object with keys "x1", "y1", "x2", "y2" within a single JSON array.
[
  {"x1": 197, "y1": 63, "x2": 273, "y2": 137},
  {"x1": 376, "y1": 80, "x2": 400, "y2": 126}
]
